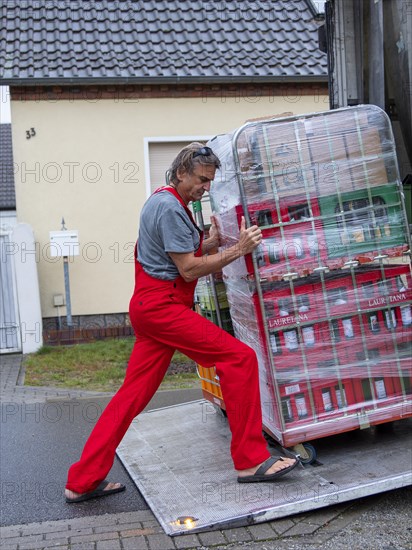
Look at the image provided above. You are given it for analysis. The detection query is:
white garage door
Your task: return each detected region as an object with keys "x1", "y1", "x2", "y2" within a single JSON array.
[{"x1": 148, "y1": 141, "x2": 214, "y2": 225}]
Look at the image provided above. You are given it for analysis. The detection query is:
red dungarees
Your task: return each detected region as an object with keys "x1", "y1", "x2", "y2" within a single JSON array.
[{"x1": 66, "y1": 187, "x2": 270, "y2": 494}]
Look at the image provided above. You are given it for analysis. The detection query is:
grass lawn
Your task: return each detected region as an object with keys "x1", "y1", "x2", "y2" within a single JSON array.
[{"x1": 23, "y1": 338, "x2": 200, "y2": 392}]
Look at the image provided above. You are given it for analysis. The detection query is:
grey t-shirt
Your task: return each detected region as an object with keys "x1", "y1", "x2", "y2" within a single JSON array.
[{"x1": 137, "y1": 190, "x2": 201, "y2": 280}]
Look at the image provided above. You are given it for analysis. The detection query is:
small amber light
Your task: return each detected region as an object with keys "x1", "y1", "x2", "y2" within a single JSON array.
[{"x1": 173, "y1": 516, "x2": 198, "y2": 529}]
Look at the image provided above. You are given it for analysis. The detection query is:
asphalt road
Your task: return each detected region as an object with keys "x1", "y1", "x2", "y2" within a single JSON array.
[{"x1": 0, "y1": 388, "x2": 202, "y2": 526}]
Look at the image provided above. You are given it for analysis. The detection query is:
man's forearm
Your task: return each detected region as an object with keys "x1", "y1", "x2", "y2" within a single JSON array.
[
  {"x1": 170, "y1": 244, "x2": 244, "y2": 282},
  {"x1": 201, "y1": 236, "x2": 219, "y2": 255}
]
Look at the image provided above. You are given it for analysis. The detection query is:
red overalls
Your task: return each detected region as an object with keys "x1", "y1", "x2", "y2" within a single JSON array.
[{"x1": 66, "y1": 187, "x2": 270, "y2": 494}]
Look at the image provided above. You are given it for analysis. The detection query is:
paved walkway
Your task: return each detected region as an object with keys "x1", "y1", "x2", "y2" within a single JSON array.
[{"x1": 1, "y1": 354, "x2": 411, "y2": 550}]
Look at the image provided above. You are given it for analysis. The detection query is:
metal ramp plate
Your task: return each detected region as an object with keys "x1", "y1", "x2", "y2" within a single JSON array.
[{"x1": 117, "y1": 400, "x2": 412, "y2": 536}]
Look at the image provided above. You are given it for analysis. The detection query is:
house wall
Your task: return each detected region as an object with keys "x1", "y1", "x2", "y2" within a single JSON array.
[{"x1": 10, "y1": 87, "x2": 329, "y2": 320}]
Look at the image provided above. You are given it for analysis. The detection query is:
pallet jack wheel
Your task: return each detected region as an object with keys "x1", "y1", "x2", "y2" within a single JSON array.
[
  {"x1": 291, "y1": 442, "x2": 317, "y2": 465},
  {"x1": 300, "y1": 443, "x2": 317, "y2": 465}
]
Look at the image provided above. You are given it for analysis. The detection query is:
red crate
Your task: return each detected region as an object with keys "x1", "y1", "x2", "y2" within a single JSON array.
[
  {"x1": 355, "y1": 264, "x2": 412, "y2": 309},
  {"x1": 311, "y1": 377, "x2": 358, "y2": 419},
  {"x1": 278, "y1": 197, "x2": 326, "y2": 265},
  {"x1": 267, "y1": 322, "x2": 334, "y2": 372},
  {"x1": 279, "y1": 379, "x2": 314, "y2": 426},
  {"x1": 300, "y1": 322, "x2": 337, "y2": 369},
  {"x1": 235, "y1": 195, "x2": 331, "y2": 278},
  {"x1": 263, "y1": 279, "x2": 322, "y2": 327},
  {"x1": 314, "y1": 265, "x2": 412, "y2": 319},
  {"x1": 323, "y1": 274, "x2": 355, "y2": 317},
  {"x1": 360, "y1": 308, "x2": 410, "y2": 356},
  {"x1": 351, "y1": 374, "x2": 402, "y2": 409},
  {"x1": 247, "y1": 199, "x2": 278, "y2": 228}
]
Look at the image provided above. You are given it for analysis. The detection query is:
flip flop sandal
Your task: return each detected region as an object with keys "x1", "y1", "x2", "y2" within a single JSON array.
[
  {"x1": 237, "y1": 456, "x2": 299, "y2": 483},
  {"x1": 65, "y1": 480, "x2": 126, "y2": 503}
]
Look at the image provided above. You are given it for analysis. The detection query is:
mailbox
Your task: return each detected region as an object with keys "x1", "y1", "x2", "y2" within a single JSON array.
[{"x1": 49, "y1": 230, "x2": 79, "y2": 257}]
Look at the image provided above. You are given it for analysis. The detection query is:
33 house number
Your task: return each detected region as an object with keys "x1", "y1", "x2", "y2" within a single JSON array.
[{"x1": 26, "y1": 128, "x2": 36, "y2": 139}]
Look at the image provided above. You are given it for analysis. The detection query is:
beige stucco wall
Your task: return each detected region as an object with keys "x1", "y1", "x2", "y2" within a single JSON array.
[{"x1": 10, "y1": 91, "x2": 329, "y2": 319}]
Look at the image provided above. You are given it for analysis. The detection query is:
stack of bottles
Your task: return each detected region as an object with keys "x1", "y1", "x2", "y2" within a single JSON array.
[{"x1": 199, "y1": 105, "x2": 412, "y2": 447}]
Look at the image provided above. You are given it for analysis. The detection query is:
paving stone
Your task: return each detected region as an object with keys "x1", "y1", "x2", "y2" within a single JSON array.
[
  {"x1": 316, "y1": 515, "x2": 356, "y2": 534},
  {"x1": 45, "y1": 529, "x2": 82, "y2": 540},
  {"x1": 146, "y1": 533, "x2": 176, "y2": 549},
  {"x1": 122, "y1": 536, "x2": 150, "y2": 550},
  {"x1": 0, "y1": 536, "x2": 21, "y2": 548},
  {"x1": 96, "y1": 539, "x2": 122, "y2": 550},
  {"x1": 67, "y1": 527, "x2": 94, "y2": 537},
  {"x1": 197, "y1": 530, "x2": 227, "y2": 546},
  {"x1": 18, "y1": 537, "x2": 67, "y2": 550},
  {"x1": 0, "y1": 528, "x2": 22, "y2": 539},
  {"x1": 94, "y1": 523, "x2": 142, "y2": 535},
  {"x1": 22, "y1": 523, "x2": 71, "y2": 536},
  {"x1": 116, "y1": 510, "x2": 155, "y2": 524},
  {"x1": 248, "y1": 522, "x2": 278, "y2": 540},
  {"x1": 7, "y1": 533, "x2": 43, "y2": 545},
  {"x1": 117, "y1": 521, "x2": 148, "y2": 531},
  {"x1": 224, "y1": 527, "x2": 253, "y2": 543},
  {"x1": 69, "y1": 515, "x2": 118, "y2": 529},
  {"x1": 303, "y1": 506, "x2": 345, "y2": 526},
  {"x1": 70, "y1": 532, "x2": 120, "y2": 544},
  {"x1": 0, "y1": 542, "x2": 19, "y2": 550},
  {"x1": 120, "y1": 528, "x2": 155, "y2": 538},
  {"x1": 71, "y1": 544, "x2": 96, "y2": 550},
  {"x1": 281, "y1": 521, "x2": 320, "y2": 537},
  {"x1": 140, "y1": 521, "x2": 164, "y2": 534},
  {"x1": 270, "y1": 518, "x2": 295, "y2": 535},
  {"x1": 173, "y1": 533, "x2": 201, "y2": 548}
]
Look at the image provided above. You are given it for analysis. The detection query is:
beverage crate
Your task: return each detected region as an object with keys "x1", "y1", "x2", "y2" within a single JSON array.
[
  {"x1": 195, "y1": 278, "x2": 229, "y2": 311},
  {"x1": 318, "y1": 184, "x2": 407, "y2": 262},
  {"x1": 195, "y1": 272, "x2": 234, "y2": 404}
]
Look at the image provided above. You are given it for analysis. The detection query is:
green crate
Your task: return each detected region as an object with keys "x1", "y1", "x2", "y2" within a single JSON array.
[
  {"x1": 319, "y1": 183, "x2": 408, "y2": 259},
  {"x1": 196, "y1": 280, "x2": 229, "y2": 311}
]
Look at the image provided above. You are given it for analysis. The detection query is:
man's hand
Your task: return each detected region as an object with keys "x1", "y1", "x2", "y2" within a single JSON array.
[
  {"x1": 207, "y1": 216, "x2": 220, "y2": 249},
  {"x1": 238, "y1": 216, "x2": 262, "y2": 255},
  {"x1": 201, "y1": 216, "x2": 220, "y2": 255}
]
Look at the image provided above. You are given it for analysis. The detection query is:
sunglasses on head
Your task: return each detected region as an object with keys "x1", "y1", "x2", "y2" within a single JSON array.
[{"x1": 192, "y1": 146, "x2": 213, "y2": 159}]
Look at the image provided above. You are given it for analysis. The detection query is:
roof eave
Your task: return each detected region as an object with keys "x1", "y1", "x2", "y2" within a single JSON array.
[{"x1": 1, "y1": 75, "x2": 329, "y2": 87}]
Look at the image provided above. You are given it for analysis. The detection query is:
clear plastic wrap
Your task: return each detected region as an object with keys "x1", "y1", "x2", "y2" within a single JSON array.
[{"x1": 199, "y1": 105, "x2": 412, "y2": 447}]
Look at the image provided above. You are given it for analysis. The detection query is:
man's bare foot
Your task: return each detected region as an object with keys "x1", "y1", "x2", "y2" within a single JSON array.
[
  {"x1": 65, "y1": 481, "x2": 125, "y2": 503},
  {"x1": 237, "y1": 456, "x2": 297, "y2": 479}
]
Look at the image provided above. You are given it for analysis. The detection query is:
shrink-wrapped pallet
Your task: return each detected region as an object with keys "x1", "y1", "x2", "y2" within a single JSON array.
[{"x1": 198, "y1": 105, "x2": 411, "y2": 448}]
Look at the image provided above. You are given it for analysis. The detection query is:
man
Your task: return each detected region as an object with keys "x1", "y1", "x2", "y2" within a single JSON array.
[{"x1": 65, "y1": 142, "x2": 298, "y2": 503}]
